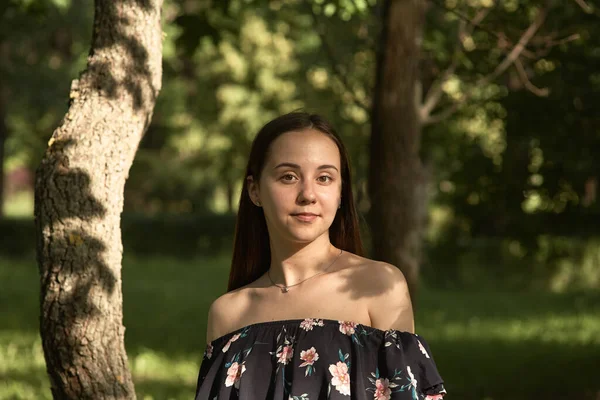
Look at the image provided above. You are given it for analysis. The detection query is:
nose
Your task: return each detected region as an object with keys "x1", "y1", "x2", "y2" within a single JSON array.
[{"x1": 297, "y1": 180, "x2": 316, "y2": 204}]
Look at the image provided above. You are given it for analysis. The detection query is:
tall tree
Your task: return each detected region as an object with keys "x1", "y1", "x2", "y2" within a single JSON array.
[
  {"x1": 369, "y1": 0, "x2": 427, "y2": 300},
  {"x1": 34, "y1": 0, "x2": 163, "y2": 398},
  {"x1": 369, "y1": 0, "x2": 553, "y2": 300}
]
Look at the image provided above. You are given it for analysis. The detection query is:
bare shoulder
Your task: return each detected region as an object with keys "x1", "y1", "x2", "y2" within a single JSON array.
[
  {"x1": 205, "y1": 288, "x2": 249, "y2": 343},
  {"x1": 343, "y1": 256, "x2": 414, "y2": 333},
  {"x1": 340, "y1": 253, "x2": 408, "y2": 288}
]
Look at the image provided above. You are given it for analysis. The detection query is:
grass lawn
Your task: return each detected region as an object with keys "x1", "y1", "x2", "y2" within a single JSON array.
[{"x1": 1, "y1": 254, "x2": 599, "y2": 399}]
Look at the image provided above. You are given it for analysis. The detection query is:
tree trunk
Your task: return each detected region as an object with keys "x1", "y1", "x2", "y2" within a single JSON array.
[
  {"x1": 368, "y1": 0, "x2": 426, "y2": 302},
  {"x1": 34, "y1": 1, "x2": 163, "y2": 398}
]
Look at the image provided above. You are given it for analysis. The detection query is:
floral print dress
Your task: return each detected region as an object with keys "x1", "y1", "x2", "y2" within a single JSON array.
[{"x1": 195, "y1": 318, "x2": 446, "y2": 400}]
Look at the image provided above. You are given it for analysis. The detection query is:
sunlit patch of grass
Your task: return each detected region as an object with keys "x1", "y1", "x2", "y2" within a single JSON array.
[
  {"x1": 132, "y1": 349, "x2": 198, "y2": 382},
  {"x1": 130, "y1": 349, "x2": 198, "y2": 399},
  {"x1": 419, "y1": 314, "x2": 600, "y2": 344},
  {"x1": 0, "y1": 331, "x2": 50, "y2": 400}
]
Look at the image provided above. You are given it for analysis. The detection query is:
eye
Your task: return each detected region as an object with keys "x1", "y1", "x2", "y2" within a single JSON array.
[
  {"x1": 318, "y1": 175, "x2": 333, "y2": 183},
  {"x1": 281, "y1": 174, "x2": 297, "y2": 182}
]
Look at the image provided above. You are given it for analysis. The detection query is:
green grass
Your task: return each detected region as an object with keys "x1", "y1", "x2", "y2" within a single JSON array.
[{"x1": 1, "y1": 255, "x2": 599, "y2": 399}]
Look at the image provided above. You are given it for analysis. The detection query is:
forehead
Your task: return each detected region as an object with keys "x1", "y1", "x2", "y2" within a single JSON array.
[{"x1": 266, "y1": 129, "x2": 341, "y2": 168}]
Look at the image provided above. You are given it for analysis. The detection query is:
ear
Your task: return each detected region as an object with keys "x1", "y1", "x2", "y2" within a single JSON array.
[{"x1": 246, "y1": 175, "x2": 261, "y2": 206}]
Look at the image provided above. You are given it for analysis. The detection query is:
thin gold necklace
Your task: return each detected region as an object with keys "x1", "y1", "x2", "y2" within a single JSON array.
[{"x1": 267, "y1": 249, "x2": 343, "y2": 293}]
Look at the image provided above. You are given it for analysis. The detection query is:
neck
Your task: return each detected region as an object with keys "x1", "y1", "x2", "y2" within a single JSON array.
[{"x1": 268, "y1": 236, "x2": 338, "y2": 287}]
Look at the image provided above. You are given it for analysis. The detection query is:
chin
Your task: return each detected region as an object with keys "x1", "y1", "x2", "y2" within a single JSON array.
[{"x1": 288, "y1": 229, "x2": 329, "y2": 243}]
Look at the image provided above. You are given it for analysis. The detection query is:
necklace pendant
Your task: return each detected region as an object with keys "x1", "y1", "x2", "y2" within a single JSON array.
[{"x1": 281, "y1": 286, "x2": 288, "y2": 293}]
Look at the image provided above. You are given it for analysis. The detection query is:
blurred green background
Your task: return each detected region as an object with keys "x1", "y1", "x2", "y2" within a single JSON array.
[{"x1": 1, "y1": 0, "x2": 600, "y2": 399}]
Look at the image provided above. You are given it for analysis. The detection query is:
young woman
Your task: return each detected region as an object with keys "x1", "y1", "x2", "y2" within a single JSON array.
[{"x1": 195, "y1": 112, "x2": 446, "y2": 399}]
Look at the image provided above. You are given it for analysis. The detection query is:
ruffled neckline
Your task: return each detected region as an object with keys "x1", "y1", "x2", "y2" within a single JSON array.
[{"x1": 208, "y1": 317, "x2": 417, "y2": 346}]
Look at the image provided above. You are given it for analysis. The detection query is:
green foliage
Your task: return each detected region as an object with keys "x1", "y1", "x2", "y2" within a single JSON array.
[
  {"x1": 421, "y1": 0, "x2": 600, "y2": 284},
  {"x1": 2, "y1": 0, "x2": 599, "y2": 291},
  {"x1": 424, "y1": 235, "x2": 600, "y2": 291},
  {"x1": 2, "y1": 0, "x2": 92, "y2": 172},
  {"x1": 123, "y1": 0, "x2": 378, "y2": 215}
]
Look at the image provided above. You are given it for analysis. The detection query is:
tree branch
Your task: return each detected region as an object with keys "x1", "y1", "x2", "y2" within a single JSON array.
[
  {"x1": 518, "y1": 32, "x2": 580, "y2": 59},
  {"x1": 428, "y1": 0, "x2": 507, "y2": 46},
  {"x1": 420, "y1": 7, "x2": 490, "y2": 121},
  {"x1": 423, "y1": 2, "x2": 550, "y2": 125},
  {"x1": 514, "y1": 57, "x2": 549, "y2": 97},
  {"x1": 573, "y1": 0, "x2": 594, "y2": 13},
  {"x1": 483, "y1": 5, "x2": 549, "y2": 83}
]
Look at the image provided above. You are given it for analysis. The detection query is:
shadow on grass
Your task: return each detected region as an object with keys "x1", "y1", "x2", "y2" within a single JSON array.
[{"x1": 429, "y1": 337, "x2": 600, "y2": 400}]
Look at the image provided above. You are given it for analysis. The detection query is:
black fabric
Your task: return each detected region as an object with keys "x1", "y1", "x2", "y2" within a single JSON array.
[{"x1": 195, "y1": 318, "x2": 446, "y2": 400}]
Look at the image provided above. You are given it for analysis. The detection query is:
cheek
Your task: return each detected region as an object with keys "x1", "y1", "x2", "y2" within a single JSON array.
[
  {"x1": 264, "y1": 186, "x2": 293, "y2": 207},
  {"x1": 321, "y1": 186, "x2": 341, "y2": 202}
]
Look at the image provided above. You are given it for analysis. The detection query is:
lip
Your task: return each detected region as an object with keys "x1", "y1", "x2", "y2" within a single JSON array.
[{"x1": 292, "y1": 213, "x2": 318, "y2": 222}]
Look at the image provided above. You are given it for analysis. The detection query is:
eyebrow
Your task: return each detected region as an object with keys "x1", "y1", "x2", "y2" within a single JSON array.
[{"x1": 274, "y1": 162, "x2": 339, "y2": 172}]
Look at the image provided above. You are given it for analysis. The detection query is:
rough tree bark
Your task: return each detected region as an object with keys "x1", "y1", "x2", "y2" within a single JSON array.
[
  {"x1": 369, "y1": 0, "x2": 426, "y2": 302},
  {"x1": 34, "y1": 0, "x2": 163, "y2": 398}
]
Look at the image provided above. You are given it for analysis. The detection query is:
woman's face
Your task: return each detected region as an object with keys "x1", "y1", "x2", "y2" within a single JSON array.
[{"x1": 248, "y1": 129, "x2": 342, "y2": 244}]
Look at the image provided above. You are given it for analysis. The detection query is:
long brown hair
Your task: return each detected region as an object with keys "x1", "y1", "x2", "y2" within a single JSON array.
[{"x1": 227, "y1": 112, "x2": 364, "y2": 292}]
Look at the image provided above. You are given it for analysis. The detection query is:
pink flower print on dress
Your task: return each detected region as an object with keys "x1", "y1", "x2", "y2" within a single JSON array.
[
  {"x1": 276, "y1": 345, "x2": 294, "y2": 365},
  {"x1": 205, "y1": 343, "x2": 213, "y2": 359},
  {"x1": 338, "y1": 321, "x2": 358, "y2": 336},
  {"x1": 328, "y1": 361, "x2": 351, "y2": 396},
  {"x1": 224, "y1": 361, "x2": 246, "y2": 388},
  {"x1": 374, "y1": 378, "x2": 391, "y2": 400},
  {"x1": 300, "y1": 318, "x2": 325, "y2": 331},
  {"x1": 418, "y1": 339, "x2": 430, "y2": 359},
  {"x1": 222, "y1": 333, "x2": 241, "y2": 353},
  {"x1": 299, "y1": 347, "x2": 319, "y2": 367}
]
